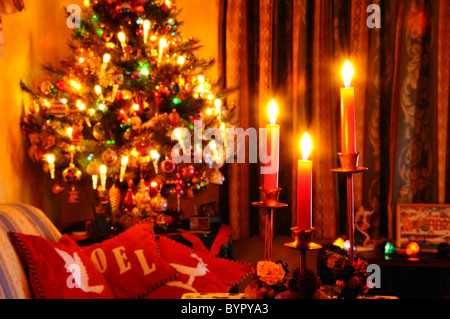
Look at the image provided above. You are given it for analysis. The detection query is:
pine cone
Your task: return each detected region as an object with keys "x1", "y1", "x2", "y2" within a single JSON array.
[{"x1": 290, "y1": 268, "x2": 321, "y2": 298}]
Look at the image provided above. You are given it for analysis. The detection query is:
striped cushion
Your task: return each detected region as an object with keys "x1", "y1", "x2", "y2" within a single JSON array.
[{"x1": 0, "y1": 203, "x2": 62, "y2": 299}]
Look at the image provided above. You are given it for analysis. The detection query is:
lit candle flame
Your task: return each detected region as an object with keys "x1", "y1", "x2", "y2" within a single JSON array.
[
  {"x1": 342, "y1": 60, "x2": 354, "y2": 88},
  {"x1": 300, "y1": 132, "x2": 312, "y2": 161},
  {"x1": 268, "y1": 99, "x2": 278, "y2": 125}
]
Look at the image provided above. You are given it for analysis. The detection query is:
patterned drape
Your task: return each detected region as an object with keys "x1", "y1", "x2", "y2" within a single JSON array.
[{"x1": 220, "y1": 0, "x2": 450, "y2": 241}]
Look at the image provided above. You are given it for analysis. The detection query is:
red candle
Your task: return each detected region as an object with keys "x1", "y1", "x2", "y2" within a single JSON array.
[
  {"x1": 297, "y1": 132, "x2": 312, "y2": 230},
  {"x1": 264, "y1": 100, "x2": 280, "y2": 189},
  {"x1": 340, "y1": 60, "x2": 356, "y2": 154}
]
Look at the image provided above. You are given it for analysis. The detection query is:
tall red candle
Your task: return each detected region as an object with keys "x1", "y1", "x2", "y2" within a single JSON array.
[
  {"x1": 297, "y1": 132, "x2": 312, "y2": 230},
  {"x1": 264, "y1": 100, "x2": 279, "y2": 189},
  {"x1": 340, "y1": 60, "x2": 356, "y2": 154}
]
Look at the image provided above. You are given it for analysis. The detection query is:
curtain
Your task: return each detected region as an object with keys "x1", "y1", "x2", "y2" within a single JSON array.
[{"x1": 220, "y1": 0, "x2": 450, "y2": 241}]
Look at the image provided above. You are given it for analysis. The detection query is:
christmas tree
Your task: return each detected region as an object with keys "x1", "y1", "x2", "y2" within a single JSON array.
[{"x1": 20, "y1": 0, "x2": 232, "y2": 230}]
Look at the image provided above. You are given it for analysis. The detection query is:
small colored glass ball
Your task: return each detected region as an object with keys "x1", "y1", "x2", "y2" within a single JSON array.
[{"x1": 62, "y1": 165, "x2": 82, "y2": 183}]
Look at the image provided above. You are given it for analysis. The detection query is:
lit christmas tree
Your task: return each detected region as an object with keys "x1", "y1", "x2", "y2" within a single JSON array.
[{"x1": 21, "y1": 0, "x2": 233, "y2": 230}]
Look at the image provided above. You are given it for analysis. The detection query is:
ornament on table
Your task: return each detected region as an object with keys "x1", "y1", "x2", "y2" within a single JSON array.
[
  {"x1": 87, "y1": 160, "x2": 101, "y2": 189},
  {"x1": 102, "y1": 148, "x2": 117, "y2": 166},
  {"x1": 150, "y1": 191, "x2": 168, "y2": 213},
  {"x1": 93, "y1": 122, "x2": 105, "y2": 140},
  {"x1": 169, "y1": 108, "x2": 179, "y2": 127},
  {"x1": 108, "y1": 182, "x2": 121, "y2": 217},
  {"x1": 51, "y1": 181, "x2": 64, "y2": 195},
  {"x1": 161, "y1": 157, "x2": 175, "y2": 173}
]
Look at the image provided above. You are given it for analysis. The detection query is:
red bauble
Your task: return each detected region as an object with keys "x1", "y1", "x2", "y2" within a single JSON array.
[
  {"x1": 102, "y1": 148, "x2": 118, "y2": 166},
  {"x1": 122, "y1": 188, "x2": 137, "y2": 211},
  {"x1": 137, "y1": 143, "x2": 151, "y2": 157},
  {"x1": 181, "y1": 164, "x2": 195, "y2": 180},
  {"x1": 161, "y1": 158, "x2": 175, "y2": 173},
  {"x1": 169, "y1": 108, "x2": 180, "y2": 127}
]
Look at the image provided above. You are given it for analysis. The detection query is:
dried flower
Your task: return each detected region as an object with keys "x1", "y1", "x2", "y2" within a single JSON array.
[{"x1": 256, "y1": 260, "x2": 286, "y2": 286}]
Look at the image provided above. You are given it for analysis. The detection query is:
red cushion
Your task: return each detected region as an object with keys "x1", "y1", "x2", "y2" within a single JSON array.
[
  {"x1": 82, "y1": 222, "x2": 177, "y2": 298},
  {"x1": 145, "y1": 236, "x2": 251, "y2": 299},
  {"x1": 9, "y1": 232, "x2": 115, "y2": 299}
]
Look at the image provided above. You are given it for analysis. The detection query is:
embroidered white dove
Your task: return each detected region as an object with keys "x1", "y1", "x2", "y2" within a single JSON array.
[
  {"x1": 167, "y1": 253, "x2": 209, "y2": 292},
  {"x1": 55, "y1": 247, "x2": 104, "y2": 294}
]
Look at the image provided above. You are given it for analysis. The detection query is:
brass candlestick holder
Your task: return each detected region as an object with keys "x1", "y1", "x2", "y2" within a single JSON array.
[
  {"x1": 331, "y1": 152, "x2": 368, "y2": 260},
  {"x1": 284, "y1": 227, "x2": 322, "y2": 273},
  {"x1": 252, "y1": 187, "x2": 288, "y2": 261}
]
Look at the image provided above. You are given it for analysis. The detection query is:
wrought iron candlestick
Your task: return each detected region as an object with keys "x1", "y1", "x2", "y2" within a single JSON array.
[
  {"x1": 252, "y1": 187, "x2": 288, "y2": 261},
  {"x1": 331, "y1": 152, "x2": 367, "y2": 260},
  {"x1": 284, "y1": 227, "x2": 322, "y2": 273}
]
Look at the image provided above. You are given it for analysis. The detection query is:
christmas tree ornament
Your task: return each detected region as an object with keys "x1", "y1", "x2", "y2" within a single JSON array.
[
  {"x1": 150, "y1": 191, "x2": 168, "y2": 213},
  {"x1": 119, "y1": 156, "x2": 129, "y2": 182},
  {"x1": 137, "y1": 142, "x2": 151, "y2": 157},
  {"x1": 122, "y1": 186, "x2": 137, "y2": 212},
  {"x1": 40, "y1": 81, "x2": 53, "y2": 94},
  {"x1": 97, "y1": 187, "x2": 109, "y2": 205},
  {"x1": 72, "y1": 121, "x2": 83, "y2": 146},
  {"x1": 149, "y1": 178, "x2": 162, "y2": 197},
  {"x1": 47, "y1": 101, "x2": 68, "y2": 117},
  {"x1": 51, "y1": 181, "x2": 64, "y2": 194},
  {"x1": 87, "y1": 160, "x2": 101, "y2": 189},
  {"x1": 45, "y1": 154, "x2": 56, "y2": 179},
  {"x1": 67, "y1": 186, "x2": 80, "y2": 203},
  {"x1": 102, "y1": 148, "x2": 117, "y2": 165},
  {"x1": 130, "y1": 115, "x2": 142, "y2": 130},
  {"x1": 100, "y1": 164, "x2": 107, "y2": 190},
  {"x1": 169, "y1": 108, "x2": 179, "y2": 126},
  {"x1": 135, "y1": 179, "x2": 151, "y2": 211},
  {"x1": 108, "y1": 182, "x2": 121, "y2": 217},
  {"x1": 161, "y1": 157, "x2": 175, "y2": 173},
  {"x1": 62, "y1": 163, "x2": 82, "y2": 183},
  {"x1": 181, "y1": 164, "x2": 195, "y2": 181}
]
